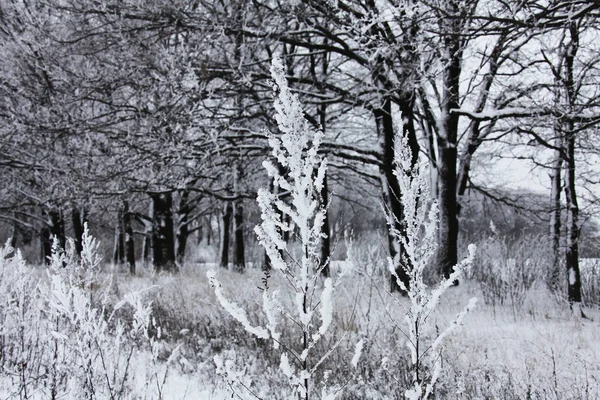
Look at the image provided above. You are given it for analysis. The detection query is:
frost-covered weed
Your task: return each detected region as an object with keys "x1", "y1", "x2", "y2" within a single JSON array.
[
  {"x1": 468, "y1": 234, "x2": 552, "y2": 316},
  {"x1": 386, "y1": 129, "x2": 476, "y2": 399},
  {"x1": 0, "y1": 226, "x2": 171, "y2": 399},
  {"x1": 208, "y1": 56, "x2": 356, "y2": 400}
]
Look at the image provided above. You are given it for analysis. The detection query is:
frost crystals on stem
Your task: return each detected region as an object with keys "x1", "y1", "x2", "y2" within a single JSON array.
[
  {"x1": 386, "y1": 125, "x2": 477, "y2": 400},
  {"x1": 207, "y1": 56, "x2": 350, "y2": 400}
]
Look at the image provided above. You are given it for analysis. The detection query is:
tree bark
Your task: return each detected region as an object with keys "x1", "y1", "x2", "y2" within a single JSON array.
[
  {"x1": 220, "y1": 201, "x2": 233, "y2": 268},
  {"x1": 49, "y1": 208, "x2": 66, "y2": 251},
  {"x1": 312, "y1": 39, "x2": 331, "y2": 277},
  {"x1": 142, "y1": 223, "x2": 151, "y2": 264},
  {"x1": 176, "y1": 190, "x2": 190, "y2": 266},
  {"x1": 123, "y1": 200, "x2": 136, "y2": 275},
  {"x1": 113, "y1": 206, "x2": 125, "y2": 265},
  {"x1": 549, "y1": 151, "x2": 562, "y2": 290},
  {"x1": 40, "y1": 219, "x2": 52, "y2": 265},
  {"x1": 233, "y1": 200, "x2": 245, "y2": 272},
  {"x1": 436, "y1": 1, "x2": 463, "y2": 281},
  {"x1": 320, "y1": 174, "x2": 331, "y2": 277},
  {"x1": 41, "y1": 207, "x2": 65, "y2": 265},
  {"x1": 563, "y1": 22, "x2": 582, "y2": 304},
  {"x1": 206, "y1": 215, "x2": 212, "y2": 246},
  {"x1": 564, "y1": 131, "x2": 581, "y2": 303},
  {"x1": 150, "y1": 192, "x2": 176, "y2": 273}
]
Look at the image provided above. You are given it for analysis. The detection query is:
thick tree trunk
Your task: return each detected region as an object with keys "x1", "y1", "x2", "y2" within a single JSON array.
[
  {"x1": 122, "y1": 200, "x2": 136, "y2": 275},
  {"x1": 437, "y1": 145, "x2": 459, "y2": 280},
  {"x1": 150, "y1": 192, "x2": 176, "y2": 273},
  {"x1": 437, "y1": 3, "x2": 462, "y2": 281},
  {"x1": 220, "y1": 201, "x2": 233, "y2": 268},
  {"x1": 233, "y1": 200, "x2": 245, "y2": 272}
]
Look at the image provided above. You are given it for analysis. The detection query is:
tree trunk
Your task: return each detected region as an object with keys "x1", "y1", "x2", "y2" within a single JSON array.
[
  {"x1": 9, "y1": 222, "x2": 17, "y2": 249},
  {"x1": 49, "y1": 208, "x2": 66, "y2": 251},
  {"x1": 176, "y1": 190, "x2": 190, "y2": 266},
  {"x1": 197, "y1": 223, "x2": 203, "y2": 245},
  {"x1": 563, "y1": 23, "x2": 582, "y2": 304},
  {"x1": 205, "y1": 216, "x2": 212, "y2": 246},
  {"x1": 233, "y1": 200, "x2": 245, "y2": 272},
  {"x1": 549, "y1": 152, "x2": 562, "y2": 290},
  {"x1": 220, "y1": 201, "x2": 233, "y2": 268},
  {"x1": 320, "y1": 174, "x2": 331, "y2": 277},
  {"x1": 71, "y1": 205, "x2": 87, "y2": 256},
  {"x1": 40, "y1": 218, "x2": 52, "y2": 265},
  {"x1": 113, "y1": 206, "x2": 125, "y2": 265},
  {"x1": 150, "y1": 192, "x2": 176, "y2": 273},
  {"x1": 41, "y1": 207, "x2": 65, "y2": 265},
  {"x1": 123, "y1": 200, "x2": 136, "y2": 275},
  {"x1": 564, "y1": 132, "x2": 581, "y2": 303},
  {"x1": 437, "y1": 2, "x2": 462, "y2": 281},
  {"x1": 437, "y1": 144, "x2": 459, "y2": 281},
  {"x1": 142, "y1": 223, "x2": 151, "y2": 264},
  {"x1": 312, "y1": 41, "x2": 331, "y2": 277}
]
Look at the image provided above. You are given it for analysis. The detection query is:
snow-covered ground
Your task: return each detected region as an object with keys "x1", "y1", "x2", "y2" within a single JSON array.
[{"x1": 2, "y1": 251, "x2": 599, "y2": 399}]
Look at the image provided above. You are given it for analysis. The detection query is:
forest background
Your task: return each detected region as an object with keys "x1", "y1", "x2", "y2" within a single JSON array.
[{"x1": 2, "y1": 1, "x2": 600, "y2": 399}]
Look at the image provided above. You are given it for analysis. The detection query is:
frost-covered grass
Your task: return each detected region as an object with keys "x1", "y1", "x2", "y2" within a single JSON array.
[
  {"x1": 1, "y1": 243, "x2": 599, "y2": 399},
  {"x1": 131, "y1": 258, "x2": 600, "y2": 399}
]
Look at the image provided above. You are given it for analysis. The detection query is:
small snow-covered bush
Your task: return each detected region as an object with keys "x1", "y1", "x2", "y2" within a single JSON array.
[
  {"x1": 208, "y1": 56, "x2": 358, "y2": 400},
  {"x1": 0, "y1": 225, "x2": 168, "y2": 399}
]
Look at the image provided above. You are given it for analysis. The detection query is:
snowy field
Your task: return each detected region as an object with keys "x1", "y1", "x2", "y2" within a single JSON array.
[{"x1": 2, "y1": 246, "x2": 598, "y2": 400}]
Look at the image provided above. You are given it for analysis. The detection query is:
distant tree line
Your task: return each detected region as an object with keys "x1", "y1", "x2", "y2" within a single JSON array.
[{"x1": 1, "y1": 0, "x2": 599, "y2": 304}]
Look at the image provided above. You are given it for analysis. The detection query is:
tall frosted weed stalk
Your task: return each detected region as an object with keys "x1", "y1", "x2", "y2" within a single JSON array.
[
  {"x1": 208, "y1": 56, "x2": 357, "y2": 400},
  {"x1": 387, "y1": 130, "x2": 477, "y2": 399}
]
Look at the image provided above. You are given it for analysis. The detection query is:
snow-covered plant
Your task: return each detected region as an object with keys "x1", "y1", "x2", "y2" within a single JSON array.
[
  {"x1": 0, "y1": 240, "x2": 47, "y2": 399},
  {"x1": 47, "y1": 223, "x2": 103, "y2": 303},
  {"x1": 0, "y1": 228, "x2": 165, "y2": 399},
  {"x1": 208, "y1": 56, "x2": 355, "y2": 400},
  {"x1": 43, "y1": 226, "x2": 146, "y2": 399},
  {"x1": 386, "y1": 127, "x2": 477, "y2": 399}
]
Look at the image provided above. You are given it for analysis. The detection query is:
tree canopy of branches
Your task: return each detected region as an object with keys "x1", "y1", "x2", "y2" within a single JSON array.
[{"x1": 1, "y1": 0, "x2": 599, "y2": 303}]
